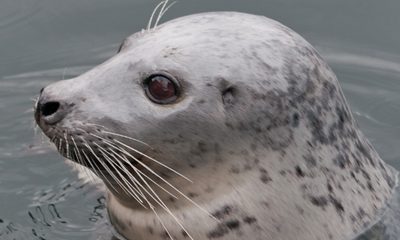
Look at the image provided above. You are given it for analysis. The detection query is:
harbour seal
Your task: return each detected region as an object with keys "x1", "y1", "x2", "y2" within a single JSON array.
[{"x1": 34, "y1": 11, "x2": 398, "y2": 240}]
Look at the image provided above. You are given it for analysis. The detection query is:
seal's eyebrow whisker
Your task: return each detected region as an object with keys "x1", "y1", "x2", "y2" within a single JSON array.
[
  {"x1": 61, "y1": 67, "x2": 68, "y2": 80},
  {"x1": 154, "y1": 0, "x2": 177, "y2": 30},
  {"x1": 147, "y1": 0, "x2": 167, "y2": 31}
]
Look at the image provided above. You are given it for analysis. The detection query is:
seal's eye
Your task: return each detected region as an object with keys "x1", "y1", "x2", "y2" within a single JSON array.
[{"x1": 144, "y1": 74, "x2": 180, "y2": 104}]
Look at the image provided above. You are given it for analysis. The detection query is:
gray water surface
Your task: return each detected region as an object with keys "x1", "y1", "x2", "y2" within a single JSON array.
[{"x1": 1, "y1": 0, "x2": 399, "y2": 239}]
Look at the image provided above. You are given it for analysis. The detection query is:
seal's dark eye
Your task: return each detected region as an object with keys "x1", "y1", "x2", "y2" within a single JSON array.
[{"x1": 144, "y1": 74, "x2": 180, "y2": 104}]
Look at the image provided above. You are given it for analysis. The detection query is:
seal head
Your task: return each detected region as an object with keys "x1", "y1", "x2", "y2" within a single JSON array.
[{"x1": 34, "y1": 12, "x2": 397, "y2": 240}]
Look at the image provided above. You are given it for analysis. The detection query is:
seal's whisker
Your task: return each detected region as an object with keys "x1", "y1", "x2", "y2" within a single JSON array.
[
  {"x1": 130, "y1": 163, "x2": 193, "y2": 240},
  {"x1": 114, "y1": 139, "x2": 191, "y2": 182},
  {"x1": 94, "y1": 148, "x2": 134, "y2": 197},
  {"x1": 58, "y1": 138, "x2": 63, "y2": 152},
  {"x1": 64, "y1": 132, "x2": 70, "y2": 159},
  {"x1": 73, "y1": 148, "x2": 94, "y2": 183},
  {"x1": 95, "y1": 145, "x2": 145, "y2": 205},
  {"x1": 90, "y1": 133, "x2": 190, "y2": 182},
  {"x1": 147, "y1": 0, "x2": 166, "y2": 30},
  {"x1": 79, "y1": 149, "x2": 99, "y2": 184},
  {"x1": 136, "y1": 167, "x2": 178, "y2": 199},
  {"x1": 71, "y1": 136, "x2": 96, "y2": 183},
  {"x1": 119, "y1": 156, "x2": 193, "y2": 240},
  {"x1": 80, "y1": 139, "x2": 121, "y2": 194},
  {"x1": 154, "y1": 0, "x2": 177, "y2": 29},
  {"x1": 105, "y1": 147, "x2": 178, "y2": 200},
  {"x1": 100, "y1": 140, "x2": 180, "y2": 202},
  {"x1": 106, "y1": 140, "x2": 217, "y2": 222},
  {"x1": 95, "y1": 141, "x2": 149, "y2": 205},
  {"x1": 81, "y1": 145, "x2": 118, "y2": 193},
  {"x1": 151, "y1": 204, "x2": 174, "y2": 240},
  {"x1": 84, "y1": 123, "x2": 150, "y2": 148},
  {"x1": 155, "y1": 0, "x2": 168, "y2": 27},
  {"x1": 100, "y1": 156, "x2": 146, "y2": 207},
  {"x1": 97, "y1": 138, "x2": 180, "y2": 191},
  {"x1": 102, "y1": 131, "x2": 151, "y2": 148},
  {"x1": 112, "y1": 145, "x2": 179, "y2": 200},
  {"x1": 62, "y1": 67, "x2": 68, "y2": 80},
  {"x1": 106, "y1": 147, "x2": 148, "y2": 199}
]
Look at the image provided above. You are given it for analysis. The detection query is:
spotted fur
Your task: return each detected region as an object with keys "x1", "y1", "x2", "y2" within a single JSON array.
[{"x1": 35, "y1": 12, "x2": 397, "y2": 240}]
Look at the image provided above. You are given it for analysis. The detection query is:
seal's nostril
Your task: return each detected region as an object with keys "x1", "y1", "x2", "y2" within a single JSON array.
[{"x1": 41, "y1": 101, "x2": 60, "y2": 116}]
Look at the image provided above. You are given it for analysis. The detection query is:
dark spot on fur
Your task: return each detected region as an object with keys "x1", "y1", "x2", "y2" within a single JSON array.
[
  {"x1": 292, "y1": 112, "x2": 300, "y2": 127},
  {"x1": 355, "y1": 139, "x2": 375, "y2": 167},
  {"x1": 367, "y1": 181, "x2": 374, "y2": 191},
  {"x1": 168, "y1": 196, "x2": 176, "y2": 202},
  {"x1": 327, "y1": 182, "x2": 333, "y2": 193},
  {"x1": 225, "y1": 220, "x2": 240, "y2": 229},
  {"x1": 198, "y1": 141, "x2": 207, "y2": 152},
  {"x1": 207, "y1": 224, "x2": 229, "y2": 238},
  {"x1": 307, "y1": 110, "x2": 328, "y2": 144},
  {"x1": 259, "y1": 168, "x2": 272, "y2": 183},
  {"x1": 189, "y1": 163, "x2": 196, "y2": 168},
  {"x1": 207, "y1": 220, "x2": 241, "y2": 239},
  {"x1": 188, "y1": 192, "x2": 198, "y2": 198},
  {"x1": 230, "y1": 165, "x2": 240, "y2": 174},
  {"x1": 329, "y1": 195, "x2": 344, "y2": 215},
  {"x1": 357, "y1": 207, "x2": 367, "y2": 220},
  {"x1": 161, "y1": 231, "x2": 170, "y2": 239},
  {"x1": 333, "y1": 153, "x2": 349, "y2": 169},
  {"x1": 243, "y1": 216, "x2": 257, "y2": 224},
  {"x1": 295, "y1": 165, "x2": 305, "y2": 177},
  {"x1": 212, "y1": 205, "x2": 233, "y2": 220},
  {"x1": 181, "y1": 230, "x2": 189, "y2": 238},
  {"x1": 304, "y1": 154, "x2": 317, "y2": 167},
  {"x1": 310, "y1": 196, "x2": 328, "y2": 208}
]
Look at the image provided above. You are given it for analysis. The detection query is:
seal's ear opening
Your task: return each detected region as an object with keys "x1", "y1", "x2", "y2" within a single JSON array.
[
  {"x1": 218, "y1": 78, "x2": 238, "y2": 108},
  {"x1": 222, "y1": 86, "x2": 237, "y2": 108}
]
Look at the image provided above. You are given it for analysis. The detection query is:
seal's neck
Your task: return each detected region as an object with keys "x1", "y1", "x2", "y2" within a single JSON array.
[{"x1": 103, "y1": 130, "x2": 397, "y2": 240}]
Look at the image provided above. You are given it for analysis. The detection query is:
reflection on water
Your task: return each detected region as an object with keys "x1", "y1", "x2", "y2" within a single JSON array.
[{"x1": 0, "y1": 0, "x2": 399, "y2": 239}]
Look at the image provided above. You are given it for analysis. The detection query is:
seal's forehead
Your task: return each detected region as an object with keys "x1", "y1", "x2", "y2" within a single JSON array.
[
  {"x1": 118, "y1": 12, "x2": 321, "y2": 92},
  {"x1": 123, "y1": 12, "x2": 303, "y2": 57}
]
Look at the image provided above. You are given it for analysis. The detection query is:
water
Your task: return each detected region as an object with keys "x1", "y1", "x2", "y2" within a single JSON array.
[{"x1": 0, "y1": 0, "x2": 399, "y2": 239}]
